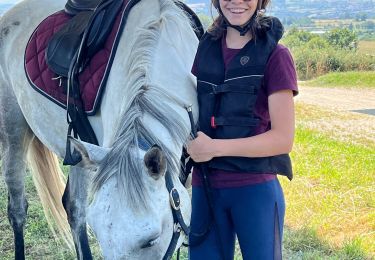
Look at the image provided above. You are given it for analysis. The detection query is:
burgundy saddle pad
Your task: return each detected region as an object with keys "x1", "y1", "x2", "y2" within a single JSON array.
[{"x1": 24, "y1": 0, "x2": 130, "y2": 115}]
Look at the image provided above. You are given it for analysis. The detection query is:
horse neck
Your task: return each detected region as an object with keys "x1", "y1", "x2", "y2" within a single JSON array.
[
  {"x1": 146, "y1": 8, "x2": 198, "y2": 156},
  {"x1": 96, "y1": 0, "x2": 162, "y2": 145},
  {"x1": 98, "y1": 0, "x2": 198, "y2": 149}
]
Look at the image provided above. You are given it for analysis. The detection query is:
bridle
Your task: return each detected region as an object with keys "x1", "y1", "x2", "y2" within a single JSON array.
[
  {"x1": 163, "y1": 171, "x2": 190, "y2": 259},
  {"x1": 137, "y1": 138, "x2": 190, "y2": 260}
]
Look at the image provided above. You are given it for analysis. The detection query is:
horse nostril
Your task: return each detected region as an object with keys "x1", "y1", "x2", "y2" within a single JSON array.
[{"x1": 140, "y1": 236, "x2": 160, "y2": 249}]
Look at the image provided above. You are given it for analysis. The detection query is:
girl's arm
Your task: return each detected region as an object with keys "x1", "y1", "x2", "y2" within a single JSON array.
[{"x1": 187, "y1": 89, "x2": 295, "y2": 162}]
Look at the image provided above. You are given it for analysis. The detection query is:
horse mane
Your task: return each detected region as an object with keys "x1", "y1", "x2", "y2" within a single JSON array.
[{"x1": 90, "y1": 0, "x2": 192, "y2": 210}]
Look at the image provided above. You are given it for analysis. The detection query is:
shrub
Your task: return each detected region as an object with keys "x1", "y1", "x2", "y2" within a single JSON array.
[
  {"x1": 282, "y1": 29, "x2": 375, "y2": 79},
  {"x1": 324, "y1": 28, "x2": 358, "y2": 51}
]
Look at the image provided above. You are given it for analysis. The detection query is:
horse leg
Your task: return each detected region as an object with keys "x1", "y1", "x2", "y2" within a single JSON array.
[
  {"x1": 62, "y1": 166, "x2": 93, "y2": 260},
  {"x1": 5, "y1": 146, "x2": 29, "y2": 260},
  {"x1": 0, "y1": 95, "x2": 31, "y2": 260}
]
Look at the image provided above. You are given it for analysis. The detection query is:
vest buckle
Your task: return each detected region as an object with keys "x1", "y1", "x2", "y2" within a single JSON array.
[{"x1": 211, "y1": 116, "x2": 217, "y2": 128}]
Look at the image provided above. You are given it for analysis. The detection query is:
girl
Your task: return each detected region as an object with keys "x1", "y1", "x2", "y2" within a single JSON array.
[{"x1": 187, "y1": 0, "x2": 298, "y2": 259}]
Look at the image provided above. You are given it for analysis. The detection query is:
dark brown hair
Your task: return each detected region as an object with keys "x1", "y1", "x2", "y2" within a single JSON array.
[{"x1": 208, "y1": 0, "x2": 272, "y2": 40}]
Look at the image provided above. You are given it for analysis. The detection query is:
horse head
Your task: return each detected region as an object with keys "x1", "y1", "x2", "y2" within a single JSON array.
[
  {"x1": 68, "y1": 0, "x2": 198, "y2": 257},
  {"x1": 71, "y1": 139, "x2": 191, "y2": 259}
]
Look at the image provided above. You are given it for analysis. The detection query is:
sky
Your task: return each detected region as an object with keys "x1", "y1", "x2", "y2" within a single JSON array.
[{"x1": 0, "y1": 0, "x2": 22, "y2": 4}]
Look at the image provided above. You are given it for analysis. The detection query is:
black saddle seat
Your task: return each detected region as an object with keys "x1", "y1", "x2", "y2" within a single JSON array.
[
  {"x1": 46, "y1": 0, "x2": 123, "y2": 77},
  {"x1": 65, "y1": 0, "x2": 103, "y2": 15}
]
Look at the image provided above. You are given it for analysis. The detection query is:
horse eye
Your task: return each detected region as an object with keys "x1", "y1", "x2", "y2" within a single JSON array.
[{"x1": 141, "y1": 237, "x2": 160, "y2": 249}]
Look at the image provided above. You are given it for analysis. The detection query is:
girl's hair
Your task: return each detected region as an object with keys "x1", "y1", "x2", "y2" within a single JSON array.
[{"x1": 208, "y1": 0, "x2": 272, "y2": 40}]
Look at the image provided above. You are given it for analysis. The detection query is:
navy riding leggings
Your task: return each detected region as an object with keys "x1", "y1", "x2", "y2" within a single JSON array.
[{"x1": 188, "y1": 179, "x2": 285, "y2": 260}]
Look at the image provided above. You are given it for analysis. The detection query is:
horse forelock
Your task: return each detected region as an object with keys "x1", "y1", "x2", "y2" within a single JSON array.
[{"x1": 90, "y1": 0, "x2": 193, "y2": 210}]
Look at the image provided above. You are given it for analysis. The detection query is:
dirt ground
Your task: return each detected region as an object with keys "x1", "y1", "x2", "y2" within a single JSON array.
[
  {"x1": 296, "y1": 86, "x2": 375, "y2": 113},
  {"x1": 295, "y1": 86, "x2": 375, "y2": 147}
]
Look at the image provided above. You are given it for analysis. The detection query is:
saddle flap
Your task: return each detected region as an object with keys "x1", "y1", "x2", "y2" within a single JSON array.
[
  {"x1": 45, "y1": 11, "x2": 94, "y2": 76},
  {"x1": 46, "y1": 0, "x2": 123, "y2": 77},
  {"x1": 86, "y1": 0, "x2": 124, "y2": 58}
]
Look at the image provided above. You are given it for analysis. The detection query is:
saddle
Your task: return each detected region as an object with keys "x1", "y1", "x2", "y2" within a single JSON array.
[
  {"x1": 45, "y1": 0, "x2": 128, "y2": 165},
  {"x1": 65, "y1": 0, "x2": 103, "y2": 15},
  {"x1": 46, "y1": 0, "x2": 123, "y2": 77}
]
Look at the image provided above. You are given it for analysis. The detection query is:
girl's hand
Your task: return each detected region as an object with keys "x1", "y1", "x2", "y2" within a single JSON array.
[{"x1": 187, "y1": 131, "x2": 216, "y2": 162}]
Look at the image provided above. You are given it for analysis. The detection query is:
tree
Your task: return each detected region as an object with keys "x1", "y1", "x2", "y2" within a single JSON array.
[
  {"x1": 286, "y1": 28, "x2": 315, "y2": 42},
  {"x1": 306, "y1": 37, "x2": 329, "y2": 50},
  {"x1": 324, "y1": 28, "x2": 358, "y2": 51}
]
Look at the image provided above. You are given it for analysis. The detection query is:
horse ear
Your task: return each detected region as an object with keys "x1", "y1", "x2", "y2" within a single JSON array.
[
  {"x1": 69, "y1": 137, "x2": 110, "y2": 168},
  {"x1": 144, "y1": 145, "x2": 167, "y2": 179}
]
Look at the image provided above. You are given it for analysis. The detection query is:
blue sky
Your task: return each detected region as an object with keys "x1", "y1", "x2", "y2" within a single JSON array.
[{"x1": 0, "y1": 0, "x2": 21, "y2": 4}]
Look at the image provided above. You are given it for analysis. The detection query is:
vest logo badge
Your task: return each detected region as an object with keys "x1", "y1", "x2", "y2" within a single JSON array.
[{"x1": 240, "y1": 56, "x2": 250, "y2": 66}]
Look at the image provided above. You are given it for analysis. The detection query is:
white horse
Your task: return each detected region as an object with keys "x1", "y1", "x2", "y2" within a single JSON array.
[{"x1": 0, "y1": 0, "x2": 198, "y2": 258}]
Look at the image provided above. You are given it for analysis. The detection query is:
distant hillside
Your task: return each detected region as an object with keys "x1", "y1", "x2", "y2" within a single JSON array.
[
  {"x1": 186, "y1": 0, "x2": 375, "y2": 20},
  {"x1": 1, "y1": 0, "x2": 375, "y2": 20}
]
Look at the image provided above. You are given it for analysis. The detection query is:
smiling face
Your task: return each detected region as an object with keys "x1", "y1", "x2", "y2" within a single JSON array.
[{"x1": 219, "y1": 0, "x2": 259, "y2": 27}]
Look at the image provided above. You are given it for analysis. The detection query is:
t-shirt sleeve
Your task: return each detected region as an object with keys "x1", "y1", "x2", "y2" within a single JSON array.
[{"x1": 264, "y1": 44, "x2": 298, "y2": 96}]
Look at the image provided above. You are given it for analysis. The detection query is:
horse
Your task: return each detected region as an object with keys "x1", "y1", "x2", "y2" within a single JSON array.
[{"x1": 0, "y1": 0, "x2": 198, "y2": 258}]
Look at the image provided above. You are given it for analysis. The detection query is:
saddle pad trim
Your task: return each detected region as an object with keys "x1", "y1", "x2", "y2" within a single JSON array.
[{"x1": 88, "y1": 0, "x2": 140, "y2": 115}]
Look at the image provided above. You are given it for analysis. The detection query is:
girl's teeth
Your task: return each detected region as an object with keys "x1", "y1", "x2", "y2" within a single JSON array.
[{"x1": 231, "y1": 9, "x2": 245, "y2": 13}]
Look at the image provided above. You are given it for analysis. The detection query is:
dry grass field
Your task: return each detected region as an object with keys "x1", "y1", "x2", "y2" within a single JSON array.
[
  {"x1": 358, "y1": 41, "x2": 375, "y2": 55},
  {"x1": 313, "y1": 19, "x2": 375, "y2": 28}
]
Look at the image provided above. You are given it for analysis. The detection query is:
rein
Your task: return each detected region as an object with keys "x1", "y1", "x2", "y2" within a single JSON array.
[{"x1": 184, "y1": 107, "x2": 226, "y2": 260}]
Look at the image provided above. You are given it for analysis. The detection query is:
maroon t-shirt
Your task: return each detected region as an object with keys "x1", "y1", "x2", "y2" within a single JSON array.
[{"x1": 192, "y1": 38, "x2": 298, "y2": 188}]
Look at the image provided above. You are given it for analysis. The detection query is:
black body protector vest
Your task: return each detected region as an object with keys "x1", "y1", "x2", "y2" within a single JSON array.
[{"x1": 196, "y1": 17, "x2": 293, "y2": 180}]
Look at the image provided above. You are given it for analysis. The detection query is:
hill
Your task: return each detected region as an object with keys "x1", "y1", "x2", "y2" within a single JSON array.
[{"x1": 186, "y1": 0, "x2": 375, "y2": 20}]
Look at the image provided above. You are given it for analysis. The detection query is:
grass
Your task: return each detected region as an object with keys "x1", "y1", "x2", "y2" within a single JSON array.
[
  {"x1": 358, "y1": 41, "x2": 375, "y2": 55},
  {"x1": 300, "y1": 71, "x2": 375, "y2": 89},
  {"x1": 1, "y1": 82, "x2": 374, "y2": 258},
  {"x1": 1, "y1": 125, "x2": 373, "y2": 259},
  {"x1": 173, "y1": 227, "x2": 371, "y2": 259},
  {"x1": 0, "y1": 167, "x2": 103, "y2": 260},
  {"x1": 313, "y1": 19, "x2": 375, "y2": 27},
  {"x1": 281, "y1": 127, "x2": 374, "y2": 257}
]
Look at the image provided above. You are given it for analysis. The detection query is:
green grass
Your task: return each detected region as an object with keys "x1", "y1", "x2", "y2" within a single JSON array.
[
  {"x1": 1, "y1": 125, "x2": 373, "y2": 259},
  {"x1": 172, "y1": 226, "x2": 370, "y2": 259},
  {"x1": 301, "y1": 71, "x2": 375, "y2": 89},
  {"x1": 0, "y1": 168, "x2": 102, "y2": 260},
  {"x1": 281, "y1": 126, "x2": 374, "y2": 258},
  {"x1": 1, "y1": 101, "x2": 374, "y2": 259}
]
